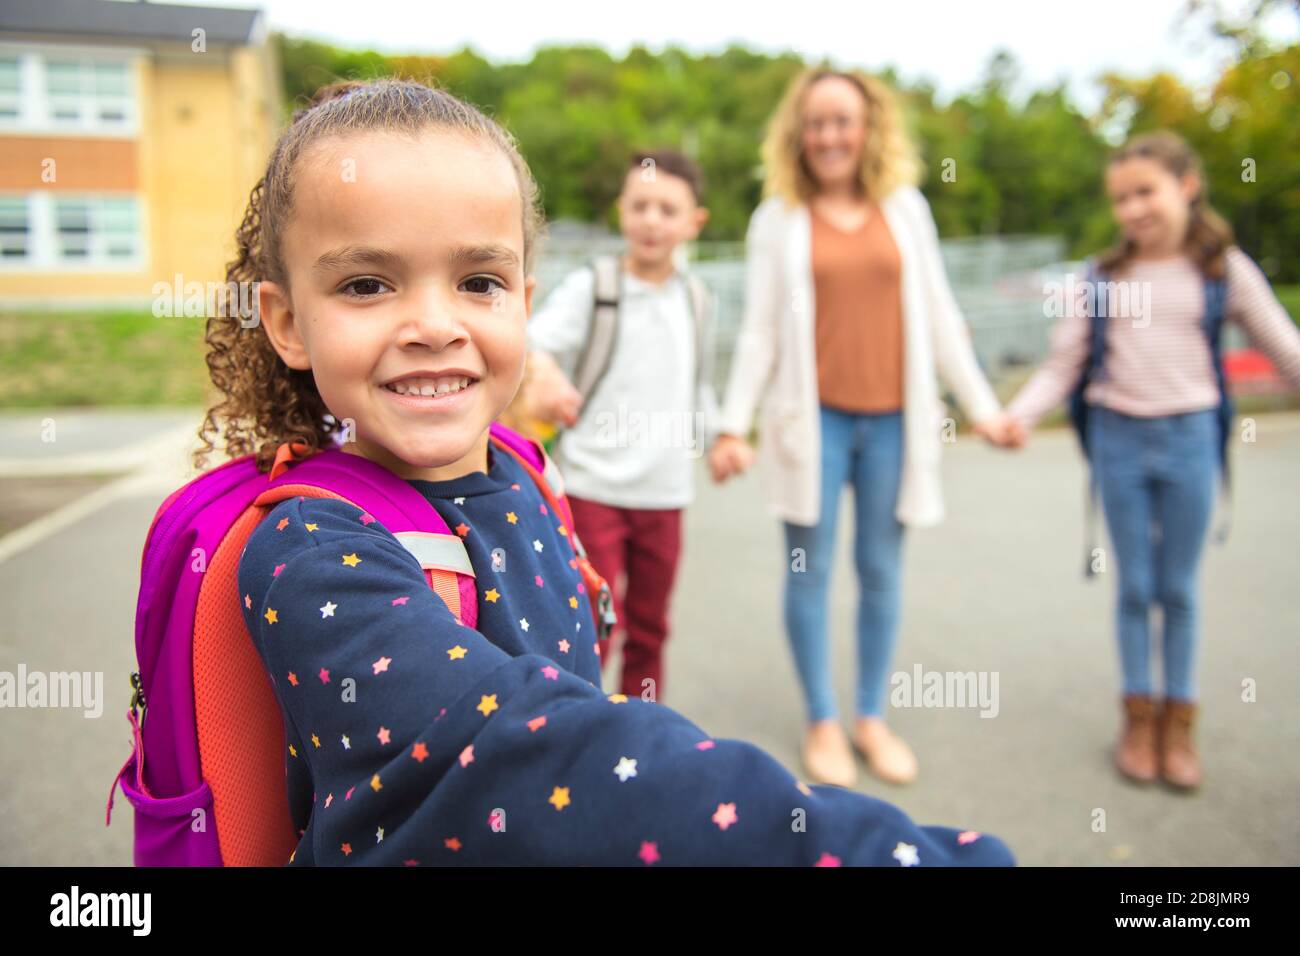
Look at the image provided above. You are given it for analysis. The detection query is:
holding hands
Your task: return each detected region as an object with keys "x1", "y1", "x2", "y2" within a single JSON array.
[
  {"x1": 708, "y1": 433, "x2": 755, "y2": 483},
  {"x1": 705, "y1": 413, "x2": 1019, "y2": 487},
  {"x1": 520, "y1": 352, "x2": 762, "y2": 485},
  {"x1": 972, "y1": 412, "x2": 1028, "y2": 450},
  {"x1": 523, "y1": 350, "x2": 584, "y2": 427}
]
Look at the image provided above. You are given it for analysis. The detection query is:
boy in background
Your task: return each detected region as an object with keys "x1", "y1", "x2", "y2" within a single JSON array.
[{"x1": 525, "y1": 149, "x2": 718, "y2": 704}]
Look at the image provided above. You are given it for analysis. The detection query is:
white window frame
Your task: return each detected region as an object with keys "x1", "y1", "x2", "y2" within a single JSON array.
[
  {"x1": 0, "y1": 192, "x2": 148, "y2": 272},
  {"x1": 0, "y1": 193, "x2": 32, "y2": 261},
  {"x1": 0, "y1": 54, "x2": 22, "y2": 124},
  {"x1": 0, "y1": 43, "x2": 143, "y2": 137}
]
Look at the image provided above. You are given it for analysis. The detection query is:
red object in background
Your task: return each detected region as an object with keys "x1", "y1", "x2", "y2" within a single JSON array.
[{"x1": 1224, "y1": 348, "x2": 1284, "y2": 394}]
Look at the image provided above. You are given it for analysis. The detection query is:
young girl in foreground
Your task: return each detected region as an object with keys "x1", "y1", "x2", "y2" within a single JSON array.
[
  {"x1": 205, "y1": 79, "x2": 1014, "y2": 865},
  {"x1": 1002, "y1": 131, "x2": 1300, "y2": 789}
]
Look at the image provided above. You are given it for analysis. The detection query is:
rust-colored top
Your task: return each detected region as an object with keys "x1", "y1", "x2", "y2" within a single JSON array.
[{"x1": 810, "y1": 204, "x2": 904, "y2": 413}]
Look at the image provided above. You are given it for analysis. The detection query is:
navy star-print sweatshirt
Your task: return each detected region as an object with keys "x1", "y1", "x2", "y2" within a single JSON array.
[{"x1": 237, "y1": 441, "x2": 1015, "y2": 866}]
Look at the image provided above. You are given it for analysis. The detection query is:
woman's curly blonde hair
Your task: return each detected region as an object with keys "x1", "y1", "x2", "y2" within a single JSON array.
[
  {"x1": 196, "y1": 78, "x2": 545, "y2": 473},
  {"x1": 761, "y1": 67, "x2": 920, "y2": 206}
]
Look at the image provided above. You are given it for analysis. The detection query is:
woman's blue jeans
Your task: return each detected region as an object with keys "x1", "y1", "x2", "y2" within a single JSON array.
[
  {"x1": 1091, "y1": 406, "x2": 1219, "y2": 702},
  {"x1": 783, "y1": 404, "x2": 904, "y2": 722}
]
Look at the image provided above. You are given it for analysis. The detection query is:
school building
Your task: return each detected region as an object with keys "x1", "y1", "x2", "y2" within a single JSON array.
[{"x1": 0, "y1": 0, "x2": 280, "y2": 306}]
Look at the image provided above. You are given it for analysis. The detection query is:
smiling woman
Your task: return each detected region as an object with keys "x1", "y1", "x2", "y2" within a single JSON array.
[{"x1": 709, "y1": 68, "x2": 1007, "y2": 790}]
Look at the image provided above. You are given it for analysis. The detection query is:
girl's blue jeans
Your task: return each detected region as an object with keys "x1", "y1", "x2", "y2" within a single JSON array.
[
  {"x1": 782, "y1": 404, "x2": 904, "y2": 722},
  {"x1": 1090, "y1": 405, "x2": 1219, "y2": 702}
]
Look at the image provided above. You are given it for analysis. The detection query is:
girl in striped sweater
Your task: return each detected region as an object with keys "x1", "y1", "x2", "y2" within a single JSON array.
[{"x1": 997, "y1": 131, "x2": 1300, "y2": 790}]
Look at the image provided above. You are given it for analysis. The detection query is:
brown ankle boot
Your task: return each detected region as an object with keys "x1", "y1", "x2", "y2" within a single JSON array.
[
  {"x1": 1159, "y1": 698, "x2": 1202, "y2": 790},
  {"x1": 1116, "y1": 694, "x2": 1159, "y2": 783}
]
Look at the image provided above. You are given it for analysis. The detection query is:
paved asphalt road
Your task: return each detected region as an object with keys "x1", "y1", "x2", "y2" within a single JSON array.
[{"x1": 1, "y1": 410, "x2": 1296, "y2": 866}]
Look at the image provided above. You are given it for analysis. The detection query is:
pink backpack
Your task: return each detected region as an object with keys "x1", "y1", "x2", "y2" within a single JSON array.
[{"x1": 105, "y1": 422, "x2": 614, "y2": 866}]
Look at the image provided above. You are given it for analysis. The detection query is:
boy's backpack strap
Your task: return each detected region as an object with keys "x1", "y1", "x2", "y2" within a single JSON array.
[
  {"x1": 685, "y1": 272, "x2": 714, "y2": 432},
  {"x1": 570, "y1": 254, "x2": 622, "y2": 417},
  {"x1": 686, "y1": 273, "x2": 711, "y2": 381}
]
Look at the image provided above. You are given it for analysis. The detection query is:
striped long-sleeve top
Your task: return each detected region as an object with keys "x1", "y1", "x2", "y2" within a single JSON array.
[
  {"x1": 236, "y1": 440, "x2": 1015, "y2": 866},
  {"x1": 1008, "y1": 248, "x2": 1300, "y2": 428}
]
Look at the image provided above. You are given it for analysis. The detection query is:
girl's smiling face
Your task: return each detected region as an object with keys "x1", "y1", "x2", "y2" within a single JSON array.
[
  {"x1": 1106, "y1": 155, "x2": 1198, "y2": 259},
  {"x1": 258, "y1": 129, "x2": 534, "y2": 482}
]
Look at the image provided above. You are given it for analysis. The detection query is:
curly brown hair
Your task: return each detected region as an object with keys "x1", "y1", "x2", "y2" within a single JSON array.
[{"x1": 195, "y1": 78, "x2": 545, "y2": 473}]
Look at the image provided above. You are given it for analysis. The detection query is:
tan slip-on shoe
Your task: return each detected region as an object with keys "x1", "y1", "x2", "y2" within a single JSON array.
[
  {"x1": 801, "y1": 719, "x2": 857, "y2": 788},
  {"x1": 852, "y1": 717, "x2": 918, "y2": 785}
]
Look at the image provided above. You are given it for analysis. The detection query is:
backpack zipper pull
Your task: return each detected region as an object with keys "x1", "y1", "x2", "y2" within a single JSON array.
[{"x1": 130, "y1": 670, "x2": 147, "y2": 723}]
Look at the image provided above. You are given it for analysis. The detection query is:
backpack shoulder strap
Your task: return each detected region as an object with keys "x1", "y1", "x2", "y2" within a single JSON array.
[
  {"x1": 1202, "y1": 272, "x2": 1234, "y2": 543},
  {"x1": 1202, "y1": 271, "x2": 1231, "y2": 429},
  {"x1": 258, "y1": 444, "x2": 478, "y2": 626},
  {"x1": 489, "y1": 421, "x2": 572, "y2": 526},
  {"x1": 1068, "y1": 259, "x2": 1108, "y2": 450},
  {"x1": 570, "y1": 255, "x2": 622, "y2": 412},
  {"x1": 1084, "y1": 259, "x2": 1108, "y2": 380},
  {"x1": 685, "y1": 272, "x2": 713, "y2": 402},
  {"x1": 1202, "y1": 272, "x2": 1228, "y2": 351},
  {"x1": 1071, "y1": 259, "x2": 1109, "y2": 580},
  {"x1": 487, "y1": 424, "x2": 616, "y2": 640}
]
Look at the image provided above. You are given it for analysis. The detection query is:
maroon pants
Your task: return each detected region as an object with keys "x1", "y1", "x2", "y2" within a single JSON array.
[{"x1": 567, "y1": 495, "x2": 683, "y2": 702}]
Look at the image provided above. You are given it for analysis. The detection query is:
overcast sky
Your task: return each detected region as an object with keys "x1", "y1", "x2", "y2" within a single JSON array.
[{"x1": 183, "y1": 0, "x2": 1297, "y2": 111}]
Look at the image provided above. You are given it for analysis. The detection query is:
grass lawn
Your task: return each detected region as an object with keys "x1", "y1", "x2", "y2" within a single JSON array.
[{"x1": 0, "y1": 309, "x2": 210, "y2": 407}]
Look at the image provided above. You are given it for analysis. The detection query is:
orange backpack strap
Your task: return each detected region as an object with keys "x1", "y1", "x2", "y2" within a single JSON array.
[
  {"x1": 388, "y1": 531, "x2": 475, "y2": 623},
  {"x1": 268, "y1": 440, "x2": 312, "y2": 481}
]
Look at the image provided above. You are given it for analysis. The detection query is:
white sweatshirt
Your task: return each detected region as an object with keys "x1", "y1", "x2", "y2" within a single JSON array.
[{"x1": 526, "y1": 262, "x2": 719, "y2": 510}]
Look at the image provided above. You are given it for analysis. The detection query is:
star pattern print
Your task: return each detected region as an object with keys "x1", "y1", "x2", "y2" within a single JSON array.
[{"x1": 236, "y1": 444, "x2": 1014, "y2": 866}]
